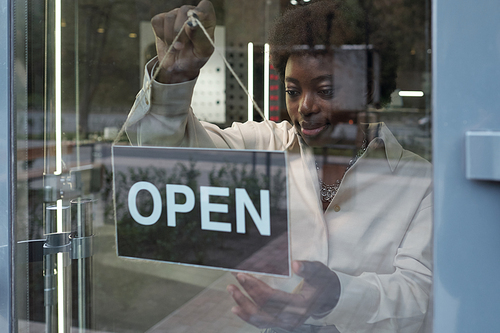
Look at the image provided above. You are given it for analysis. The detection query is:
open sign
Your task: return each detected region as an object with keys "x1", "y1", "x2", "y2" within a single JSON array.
[
  {"x1": 128, "y1": 182, "x2": 272, "y2": 236},
  {"x1": 112, "y1": 146, "x2": 290, "y2": 277}
]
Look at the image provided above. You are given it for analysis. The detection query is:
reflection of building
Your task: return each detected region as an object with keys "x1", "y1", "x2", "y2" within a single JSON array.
[{"x1": 223, "y1": 0, "x2": 280, "y2": 125}]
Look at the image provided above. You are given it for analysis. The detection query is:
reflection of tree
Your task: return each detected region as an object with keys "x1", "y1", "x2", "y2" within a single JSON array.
[
  {"x1": 373, "y1": 0, "x2": 429, "y2": 72},
  {"x1": 105, "y1": 161, "x2": 211, "y2": 263},
  {"x1": 208, "y1": 163, "x2": 286, "y2": 213},
  {"x1": 207, "y1": 162, "x2": 286, "y2": 257},
  {"x1": 362, "y1": 0, "x2": 430, "y2": 103}
]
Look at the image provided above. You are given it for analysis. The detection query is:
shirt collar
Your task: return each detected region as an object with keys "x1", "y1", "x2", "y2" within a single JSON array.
[
  {"x1": 364, "y1": 122, "x2": 404, "y2": 172},
  {"x1": 292, "y1": 122, "x2": 404, "y2": 173}
]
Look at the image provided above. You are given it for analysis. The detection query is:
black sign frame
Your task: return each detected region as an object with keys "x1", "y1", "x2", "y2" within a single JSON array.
[{"x1": 112, "y1": 145, "x2": 290, "y2": 277}]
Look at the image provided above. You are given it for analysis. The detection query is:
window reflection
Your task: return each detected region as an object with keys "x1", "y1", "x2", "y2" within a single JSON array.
[{"x1": 16, "y1": 0, "x2": 431, "y2": 332}]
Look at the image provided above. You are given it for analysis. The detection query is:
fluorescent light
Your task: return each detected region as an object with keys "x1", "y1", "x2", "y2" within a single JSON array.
[
  {"x1": 58, "y1": 252, "x2": 65, "y2": 332},
  {"x1": 55, "y1": 3, "x2": 66, "y2": 331},
  {"x1": 55, "y1": 0, "x2": 62, "y2": 176},
  {"x1": 264, "y1": 43, "x2": 270, "y2": 120},
  {"x1": 248, "y1": 42, "x2": 254, "y2": 121},
  {"x1": 56, "y1": 199, "x2": 63, "y2": 232},
  {"x1": 398, "y1": 90, "x2": 424, "y2": 97}
]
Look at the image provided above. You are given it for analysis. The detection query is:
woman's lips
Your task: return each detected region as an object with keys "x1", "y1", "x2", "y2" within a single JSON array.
[{"x1": 301, "y1": 124, "x2": 326, "y2": 137}]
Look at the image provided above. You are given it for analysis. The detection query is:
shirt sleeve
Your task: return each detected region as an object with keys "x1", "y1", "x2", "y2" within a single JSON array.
[
  {"x1": 310, "y1": 191, "x2": 433, "y2": 333},
  {"x1": 125, "y1": 59, "x2": 292, "y2": 150}
]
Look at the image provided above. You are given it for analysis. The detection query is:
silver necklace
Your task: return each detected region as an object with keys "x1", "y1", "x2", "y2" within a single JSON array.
[{"x1": 316, "y1": 140, "x2": 368, "y2": 203}]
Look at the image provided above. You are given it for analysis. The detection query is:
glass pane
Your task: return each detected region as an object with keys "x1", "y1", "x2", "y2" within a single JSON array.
[{"x1": 14, "y1": 0, "x2": 432, "y2": 332}]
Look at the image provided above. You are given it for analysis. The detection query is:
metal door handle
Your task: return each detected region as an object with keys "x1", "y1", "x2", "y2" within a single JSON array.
[{"x1": 465, "y1": 131, "x2": 500, "y2": 181}]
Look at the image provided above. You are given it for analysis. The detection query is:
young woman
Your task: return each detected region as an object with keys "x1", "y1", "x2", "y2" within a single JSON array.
[{"x1": 126, "y1": 1, "x2": 432, "y2": 332}]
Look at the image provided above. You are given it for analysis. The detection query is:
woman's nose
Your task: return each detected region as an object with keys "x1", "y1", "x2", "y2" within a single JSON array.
[{"x1": 298, "y1": 93, "x2": 319, "y2": 116}]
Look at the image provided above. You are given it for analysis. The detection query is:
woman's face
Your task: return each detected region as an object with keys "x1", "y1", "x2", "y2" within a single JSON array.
[{"x1": 285, "y1": 53, "x2": 353, "y2": 147}]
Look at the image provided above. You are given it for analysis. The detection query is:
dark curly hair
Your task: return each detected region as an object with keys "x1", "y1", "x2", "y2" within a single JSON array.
[{"x1": 268, "y1": 0, "x2": 397, "y2": 105}]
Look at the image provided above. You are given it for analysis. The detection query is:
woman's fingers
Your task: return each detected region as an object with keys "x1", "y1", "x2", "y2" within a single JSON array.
[
  {"x1": 153, "y1": 1, "x2": 214, "y2": 57},
  {"x1": 293, "y1": 260, "x2": 341, "y2": 314},
  {"x1": 151, "y1": 9, "x2": 178, "y2": 71},
  {"x1": 148, "y1": 1, "x2": 216, "y2": 83},
  {"x1": 234, "y1": 274, "x2": 307, "y2": 318},
  {"x1": 150, "y1": 12, "x2": 164, "y2": 40},
  {"x1": 190, "y1": 0, "x2": 216, "y2": 29},
  {"x1": 227, "y1": 284, "x2": 259, "y2": 315},
  {"x1": 234, "y1": 273, "x2": 276, "y2": 306},
  {"x1": 151, "y1": 9, "x2": 176, "y2": 45},
  {"x1": 227, "y1": 284, "x2": 265, "y2": 326},
  {"x1": 227, "y1": 284, "x2": 290, "y2": 329},
  {"x1": 186, "y1": 0, "x2": 216, "y2": 57},
  {"x1": 150, "y1": 1, "x2": 215, "y2": 76},
  {"x1": 173, "y1": 5, "x2": 195, "y2": 50},
  {"x1": 228, "y1": 267, "x2": 338, "y2": 329}
]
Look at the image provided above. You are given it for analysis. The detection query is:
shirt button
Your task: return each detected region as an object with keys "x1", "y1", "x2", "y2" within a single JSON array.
[
  {"x1": 333, "y1": 205, "x2": 341, "y2": 212},
  {"x1": 145, "y1": 99, "x2": 149, "y2": 105}
]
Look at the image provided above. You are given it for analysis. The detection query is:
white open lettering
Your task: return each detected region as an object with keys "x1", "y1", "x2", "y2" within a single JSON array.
[
  {"x1": 236, "y1": 188, "x2": 270, "y2": 236},
  {"x1": 200, "y1": 186, "x2": 231, "y2": 232},
  {"x1": 128, "y1": 183, "x2": 271, "y2": 236},
  {"x1": 128, "y1": 181, "x2": 162, "y2": 226},
  {"x1": 166, "y1": 184, "x2": 195, "y2": 227}
]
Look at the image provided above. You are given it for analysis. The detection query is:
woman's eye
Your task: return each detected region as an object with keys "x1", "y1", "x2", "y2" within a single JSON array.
[
  {"x1": 285, "y1": 90, "x2": 299, "y2": 97},
  {"x1": 319, "y1": 89, "x2": 334, "y2": 97}
]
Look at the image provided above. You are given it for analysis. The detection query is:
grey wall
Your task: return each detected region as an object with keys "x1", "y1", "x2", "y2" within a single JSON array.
[{"x1": 433, "y1": 0, "x2": 500, "y2": 331}]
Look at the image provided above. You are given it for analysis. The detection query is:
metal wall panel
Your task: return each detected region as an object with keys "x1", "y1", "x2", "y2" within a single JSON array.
[{"x1": 433, "y1": 0, "x2": 500, "y2": 331}]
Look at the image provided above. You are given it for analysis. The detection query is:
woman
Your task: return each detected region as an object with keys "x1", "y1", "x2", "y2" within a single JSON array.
[{"x1": 126, "y1": 1, "x2": 432, "y2": 332}]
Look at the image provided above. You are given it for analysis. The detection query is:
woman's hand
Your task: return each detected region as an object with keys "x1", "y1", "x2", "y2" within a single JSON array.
[
  {"x1": 150, "y1": 0, "x2": 216, "y2": 84},
  {"x1": 227, "y1": 261, "x2": 341, "y2": 331}
]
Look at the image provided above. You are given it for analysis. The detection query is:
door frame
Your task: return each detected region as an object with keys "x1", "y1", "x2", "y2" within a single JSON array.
[{"x1": 0, "y1": 0, "x2": 13, "y2": 331}]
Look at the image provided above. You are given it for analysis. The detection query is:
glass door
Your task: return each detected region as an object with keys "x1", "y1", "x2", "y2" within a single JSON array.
[{"x1": 12, "y1": 0, "x2": 433, "y2": 332}]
